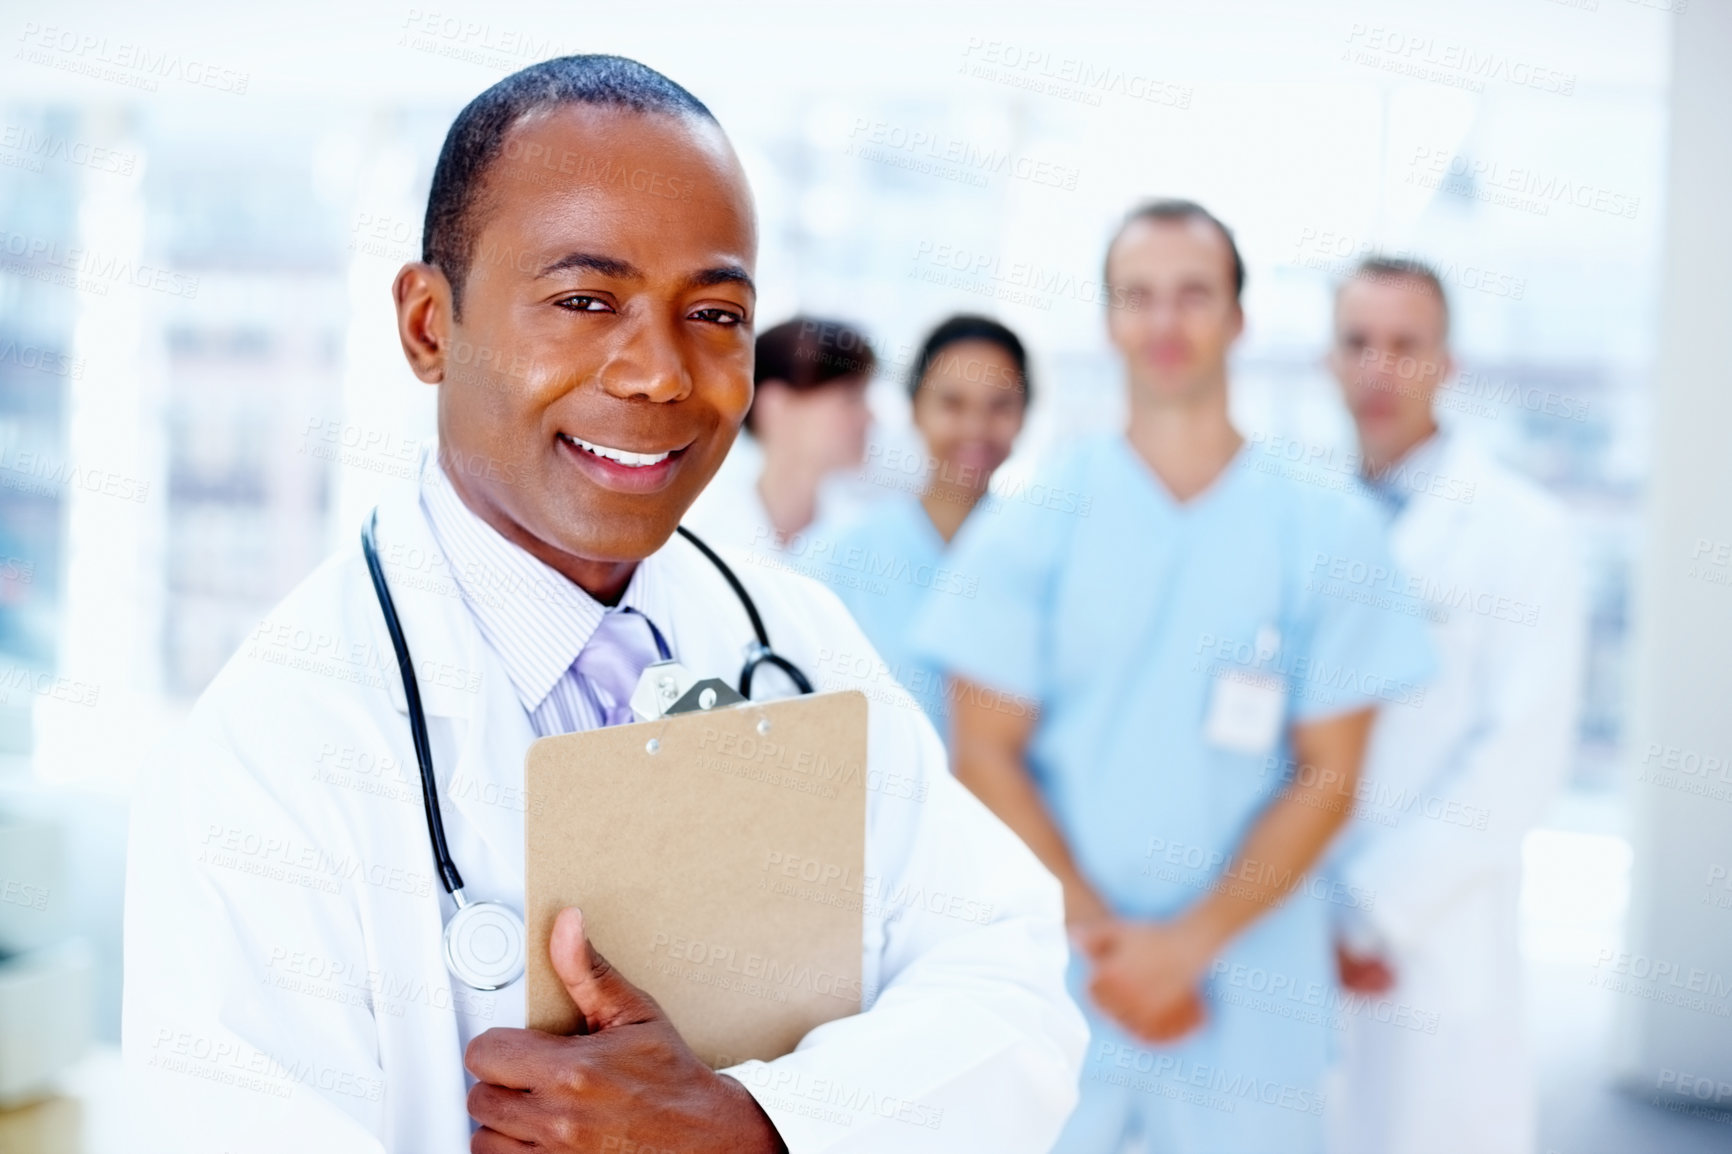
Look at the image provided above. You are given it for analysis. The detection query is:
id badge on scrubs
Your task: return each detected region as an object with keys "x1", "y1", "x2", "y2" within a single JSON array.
[{"x1": 1204, "y1": 625, "x2": 1286, "y2": 755}]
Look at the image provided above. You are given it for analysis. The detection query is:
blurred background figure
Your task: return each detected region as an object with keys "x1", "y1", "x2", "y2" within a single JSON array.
[
  {"x1": 814, "y1": 314, "x2": 1029, "y2": 733},
  {"x1": 684, "y1": 315, "x2": 874, "y2": 552},
  {"x1": 916, "y1": 201, "x2": 1434, "y2": 1154},
  {"x1": 1324, "y1": 258, "x2": 1587, "y2": 1154}
]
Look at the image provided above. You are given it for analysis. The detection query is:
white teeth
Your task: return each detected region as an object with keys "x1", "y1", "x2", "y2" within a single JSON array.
[{"x1": 562, "y1": 434, "x2": 672, "y2": 468}]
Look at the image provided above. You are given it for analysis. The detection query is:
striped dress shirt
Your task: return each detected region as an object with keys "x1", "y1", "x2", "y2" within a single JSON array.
[{"x1": 419, "y1": 456, "x2": 665, "y2": 737}]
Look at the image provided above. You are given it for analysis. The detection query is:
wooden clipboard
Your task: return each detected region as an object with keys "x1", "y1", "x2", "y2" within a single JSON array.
[{"x1": 524, "y1": 689, "x2": 866, "y2": 1068}]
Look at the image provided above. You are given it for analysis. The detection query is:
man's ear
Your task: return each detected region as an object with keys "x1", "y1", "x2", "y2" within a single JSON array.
[{"x1": 393, "y1": 262, "x2": 454, "y2": 385}]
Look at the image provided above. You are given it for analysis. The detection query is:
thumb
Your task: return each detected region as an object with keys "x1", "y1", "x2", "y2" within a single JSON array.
[{"x1": 551, "y1": 907, "x2": 662, "y2": 1034}]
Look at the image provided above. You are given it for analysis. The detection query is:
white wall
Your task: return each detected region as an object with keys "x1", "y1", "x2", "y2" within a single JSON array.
[{"x1": 1615, "y1": 0, "x2": 1732, "y2": 1100}]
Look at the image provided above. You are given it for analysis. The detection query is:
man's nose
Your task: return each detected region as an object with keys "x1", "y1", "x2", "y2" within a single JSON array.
[
  {"x1": 598, "y1": 314, "x2": 692, "y2": 402},
  {"x1": 1137, "y1": 296, "x2": 1184, "y2": 329},
  {"x1": 956, "y1": 403, "x2": 994, "y2": 441}
]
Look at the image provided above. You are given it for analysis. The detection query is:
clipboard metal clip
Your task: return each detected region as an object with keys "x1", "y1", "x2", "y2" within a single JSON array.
[
  {"x1": 667, "y1": 677, "x2": 747, "y2": 716},
  {"x1": 630, "y1": 660, "x2": 747, "y2": 722}
]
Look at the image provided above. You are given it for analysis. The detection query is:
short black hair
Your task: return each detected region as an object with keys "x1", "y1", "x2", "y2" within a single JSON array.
[
  {"x1": 422, "y1": 54, "x2": 716, "y2": 318},
  {"x1": 908, "y1": 314, "x2": 1031, "y2": 407},
  {"x1": 1104, "y1": 198, "x2": 1245, "y2": 302},
  {"x1": 1339, "y1": 256, "x2": 1452, "y2": 338},
  {"x1": 744, "y1": 317, "x2": 877, "y2": 435}
]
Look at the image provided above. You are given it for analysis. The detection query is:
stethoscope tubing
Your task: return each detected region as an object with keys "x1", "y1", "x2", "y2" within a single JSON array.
[
  {"x1": 361, "y1": 510, "x2": 811, "y2": 903},
  {"x1": 675, "y1": 524, "x2": 815, "y2": 696},
  {"x1": 362, "y1": 509, "x2": 466, "y2": 896}
]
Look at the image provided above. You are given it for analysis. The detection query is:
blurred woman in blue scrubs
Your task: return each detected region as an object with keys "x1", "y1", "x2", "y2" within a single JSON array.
[{"x1": 818, "y1": 315, "x2": 1030, "y2": 734}]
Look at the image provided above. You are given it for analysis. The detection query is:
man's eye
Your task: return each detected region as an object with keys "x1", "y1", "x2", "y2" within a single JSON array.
[
  {"x1": 691, "y1": 307, "x2": 744, "y2": 326},
  {"x1": 556, "y1": 295, "x2": 612, "y2": 312}
]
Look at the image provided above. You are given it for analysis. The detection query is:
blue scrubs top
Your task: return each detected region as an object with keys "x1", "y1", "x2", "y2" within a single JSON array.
[
  {"x1": 913, "y1": 433, "x2": 1435, "y2": 1152},
  {"x1": 810, "y1": 495, "x2": 958, "y2": 734}
]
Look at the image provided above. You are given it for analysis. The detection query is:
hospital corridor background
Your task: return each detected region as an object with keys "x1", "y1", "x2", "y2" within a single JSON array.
[{"x1": 0, "y1": 1, "x2": 1729, "y2": 1151}]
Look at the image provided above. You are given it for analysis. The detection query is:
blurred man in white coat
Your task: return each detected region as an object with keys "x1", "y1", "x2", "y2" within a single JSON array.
[{"x1": 1324, "y1": 257, "x2": 1586, "y2": 1154}]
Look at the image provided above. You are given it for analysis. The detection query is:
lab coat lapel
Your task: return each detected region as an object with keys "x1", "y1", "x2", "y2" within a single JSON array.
[
  {"x1": 367, "y1": 488, "x2": 493, "y2": 721},
  {"x1": 1390, "y1": 436, "x2": 1477, "y2": 573},
  {"x1": 445, "y1": 646, "x2": 535, "y2": 881},
  {"x1": 368, "y1": 488, "x2": 534, "y2": 878}
]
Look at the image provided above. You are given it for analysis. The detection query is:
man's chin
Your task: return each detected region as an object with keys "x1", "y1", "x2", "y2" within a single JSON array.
[
  {"x1": 552, "y1": 519, "x2": 685, "y2": 567},
  {"x1": 1353, "y1": 418, "x2": 1408, "y2": 457}
]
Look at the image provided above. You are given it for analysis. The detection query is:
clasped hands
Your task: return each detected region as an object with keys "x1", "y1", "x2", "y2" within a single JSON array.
[
  {"x1": 1072, "y1": 909, "x2": 1401, "y2": 1046},
  {"x1": 464, "y1": 907, "x2": 785, "y2": 1154},
  {"x1": 1071, "y1": 900, "x2": 1220, "y2": 1045}
]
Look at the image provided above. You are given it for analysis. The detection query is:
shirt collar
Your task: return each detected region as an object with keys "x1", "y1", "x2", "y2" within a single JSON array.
[
  {"x1": 418, "y1": 451, "x2": 658, "y2": 716},
  {"x1": 1364, "y1": 429, "x2": 1448, "y2": 516}
]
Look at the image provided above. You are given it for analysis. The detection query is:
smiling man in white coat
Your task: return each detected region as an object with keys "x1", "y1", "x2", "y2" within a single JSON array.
[
  {"x1": 1323, "y1": 257, "x2": 1587, "y2": 1154},
  {"x1": 121, "y1": 55, "x2": 1085, "y2": 1154}
]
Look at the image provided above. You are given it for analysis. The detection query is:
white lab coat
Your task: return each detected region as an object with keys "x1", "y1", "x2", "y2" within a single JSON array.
[
  {"x1": 121, "y1": 479, "x2": 1086, "y2": 1153},
  {"x1": 1327, "y1": 437, "x2": 1586, "y2": 1154}
]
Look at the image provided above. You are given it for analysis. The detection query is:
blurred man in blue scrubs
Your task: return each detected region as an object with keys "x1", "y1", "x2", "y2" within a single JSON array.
[
  {"x1": 1324, "y1": 258, "x2": 1585, "y2": 1154},
  {"x1": 817, "y1": 315, "x2": 1030, "y2": 732},
  {"x1": 915, "y1": 200, "x2": 1435, "y2": 1154}
]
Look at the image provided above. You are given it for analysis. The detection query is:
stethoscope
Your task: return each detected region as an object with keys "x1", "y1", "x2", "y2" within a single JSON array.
[{"x1": 359, "y1": 510, "x2": 813, "y2": 991}]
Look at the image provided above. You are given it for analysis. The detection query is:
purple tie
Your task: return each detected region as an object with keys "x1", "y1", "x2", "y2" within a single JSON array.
[{"x1": 571, "y1": 610, "x2": 664, "y2": 727}]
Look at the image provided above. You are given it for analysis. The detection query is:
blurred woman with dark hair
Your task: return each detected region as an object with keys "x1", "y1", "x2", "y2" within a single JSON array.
[
  {"x1": 818, "y1": 314, "x2": 1031, "y2": 734},
  {"x1": 684, "y1": 315, "x2": 875, "y2": 550}
]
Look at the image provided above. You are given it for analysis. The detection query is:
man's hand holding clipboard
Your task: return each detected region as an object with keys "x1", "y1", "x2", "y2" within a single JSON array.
[{"x1": 465, "y1": 906, "x2": 785, "y2": 1151}]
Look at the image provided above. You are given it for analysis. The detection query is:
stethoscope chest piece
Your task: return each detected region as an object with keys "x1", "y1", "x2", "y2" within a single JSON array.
[{"x1": 442, "y1": 895, "x2": 527, "y2": 992}]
